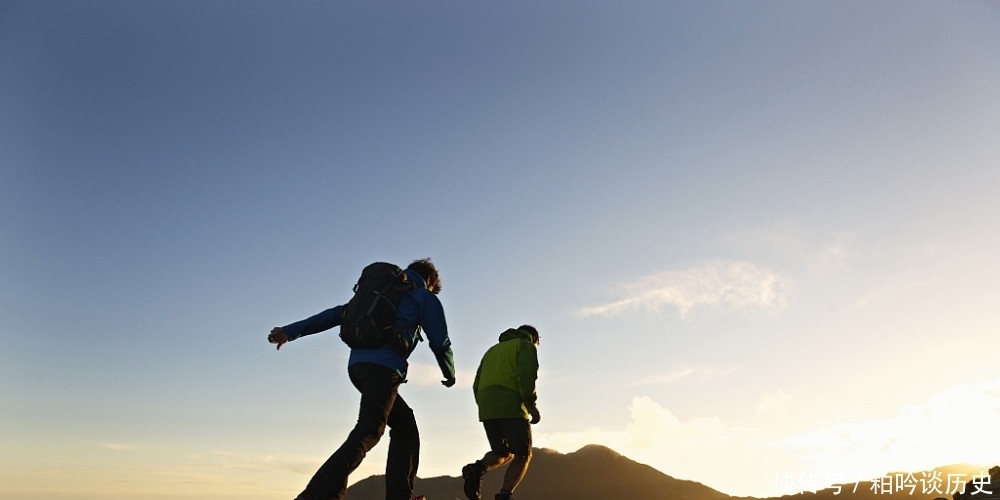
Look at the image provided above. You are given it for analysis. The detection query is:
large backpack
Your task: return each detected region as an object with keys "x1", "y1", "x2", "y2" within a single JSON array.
[{"x1": 339, "y1": 262, "x2": 414, "y2": 353}]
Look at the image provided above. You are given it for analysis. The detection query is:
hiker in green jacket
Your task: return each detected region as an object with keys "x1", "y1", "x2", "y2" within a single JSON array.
[{"x1": 462, "y1": 325, "x2": 541, "y2": 500}]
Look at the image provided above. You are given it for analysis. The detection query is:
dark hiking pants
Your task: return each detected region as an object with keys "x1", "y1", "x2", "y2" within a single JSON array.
[{"x1": 297, "y1": 362, "x2": 419, "y2": 500}]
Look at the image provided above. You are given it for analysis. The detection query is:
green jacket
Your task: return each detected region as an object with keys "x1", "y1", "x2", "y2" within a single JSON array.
[{"x1": 473, "y1": 328, "x2": 539, "y2": 421}]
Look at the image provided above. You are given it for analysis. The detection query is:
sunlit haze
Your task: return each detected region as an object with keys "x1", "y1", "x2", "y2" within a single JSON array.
[{"x1": 2, "y1": 2, "x2": 999, "y2": 499}]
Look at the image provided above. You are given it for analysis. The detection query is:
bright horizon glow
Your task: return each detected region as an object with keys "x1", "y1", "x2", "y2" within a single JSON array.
[
  {"x1": 532, "y1": 379, "x2": 1000, "y2": 495},
  {"x1": 2, "y1": 2, "x2": 999, "y2": 499}
]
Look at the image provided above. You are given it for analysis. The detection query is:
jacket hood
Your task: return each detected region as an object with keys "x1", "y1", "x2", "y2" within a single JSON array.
[
  {"x1": 404, "y1": 268, "x2": 427, "y2": 290},
  {"x1": 498, "y1": 328, "x2": 533, "y2": 343}
]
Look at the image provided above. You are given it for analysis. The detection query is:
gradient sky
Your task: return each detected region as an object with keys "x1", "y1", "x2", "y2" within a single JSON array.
[{"x1": 3, "y1": 1, "x2": 1000, "y2": 499}]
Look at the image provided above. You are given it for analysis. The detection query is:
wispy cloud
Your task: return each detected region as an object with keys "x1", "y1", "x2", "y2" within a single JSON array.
[
  {"x1": 756, "y1": 390, "x2": 794, "y2": 419},
  {"x1": 629, "y1": 365, "x2": 742, "y2": 386},
  {"x1": 577, "y1": 261, "x2": 790, "y2": 317},
  {"x1": 534, "y1": 396, "x2": 743, "y2": 485},
  {"x1": 537, "y1": 393, "x2": 759, "y2": 452},
  {"x1": 625, "y1": 396, "x2": 732, "y2": 447},
  {"x1": 99, "y1": 442, "x2": 141, "y2": 451},
  {"x1": 535, "y1": 395, "x2": 738, "y2": 455},
  {"x1": 188, "y1": 450, "x2": 320, "y2": 476},
  {"x1": 631, "y1": 368, "x2": 695, "y2": 386}
]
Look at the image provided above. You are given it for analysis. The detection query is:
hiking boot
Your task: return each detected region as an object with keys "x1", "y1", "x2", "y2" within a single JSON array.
[
  {"x1": 462, "y1": 462, "x2": 485, "y2": 500},
  {"x1": 494, "y1": 493, "x2": 512, "y2": 500}
]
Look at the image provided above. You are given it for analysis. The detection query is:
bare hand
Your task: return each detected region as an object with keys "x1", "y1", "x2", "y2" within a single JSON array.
[
  {"x1": 529, "y1": 406, "x2": 541, "y2": 425},
  {"x1": 441, "y1": 377, "x2": 456, "y2": 388},
  {"x1": 268, "y1": 327, "x2": 288, "y2": 350}
]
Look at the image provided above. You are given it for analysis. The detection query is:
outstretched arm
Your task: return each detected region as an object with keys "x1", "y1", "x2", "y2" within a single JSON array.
[{"x1": 267, "y1": 306, "x2": 344, "y2": 351}]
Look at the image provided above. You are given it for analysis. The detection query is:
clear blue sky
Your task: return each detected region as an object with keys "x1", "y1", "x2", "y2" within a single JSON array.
[{"x1": 2, "y1": 1, "x2": 999, "y2": 499}]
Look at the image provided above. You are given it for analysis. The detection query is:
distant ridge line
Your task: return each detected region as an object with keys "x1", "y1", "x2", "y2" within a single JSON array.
[{"x1": 343, "y1": 444, "x2": 997, "y2": 500}]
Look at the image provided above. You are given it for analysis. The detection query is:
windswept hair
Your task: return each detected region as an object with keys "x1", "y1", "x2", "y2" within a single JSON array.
[{"x1": 407, "y1": 258, "x2": 442, "y2": 294}]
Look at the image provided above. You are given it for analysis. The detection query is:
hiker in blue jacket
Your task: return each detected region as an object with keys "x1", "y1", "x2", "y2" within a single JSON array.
[{"x1": 268, "y1": 258, "x2": 456, "y2": 500}]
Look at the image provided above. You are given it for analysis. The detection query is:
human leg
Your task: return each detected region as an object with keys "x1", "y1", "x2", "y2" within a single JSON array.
[
  {"x1": 492, "y1": 419, "x2": 532, "y2": 499},
  {"x1": 384, "y1": 393, "x2": 419, "y2": 500},
  {"x1": 498, "y1": 453, "x2": 530, "y2": 494},
  {"x1": 463, "y1": 420, "x2": 520, "y2": 500},
  {"x1": 297, "y1": 363, "x2": 401, "y2": 500}
]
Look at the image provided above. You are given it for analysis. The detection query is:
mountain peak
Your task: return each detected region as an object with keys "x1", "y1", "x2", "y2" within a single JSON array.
[
  {"x1": 345, "y1": 445, "x2": 727, "y2": 500},
  {"x1": 344, "y1": 444, "x2": 999, "y2": 500},
  {"x1": 570, "y1": 443, "x2": 624, "y2": 457}
]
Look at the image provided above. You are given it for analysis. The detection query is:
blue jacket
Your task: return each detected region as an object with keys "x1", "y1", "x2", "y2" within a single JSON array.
[{"x1": 281, "y1": 269, "x2": 455, "y2": 380}]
